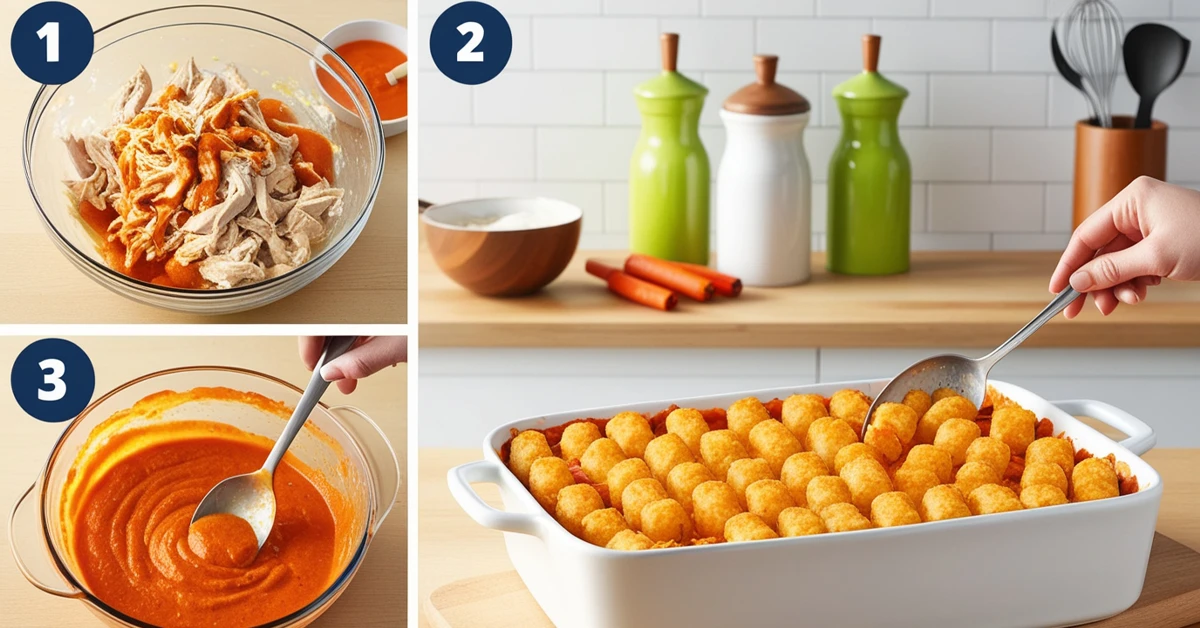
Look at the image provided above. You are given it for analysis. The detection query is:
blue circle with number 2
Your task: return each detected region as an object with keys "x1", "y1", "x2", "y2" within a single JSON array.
[
  {"x1": 11, "y1": 338, "x2": 95, "y2": 423},
  {"x1": 11, "y1": 2, "x2": 94, "y2": 85},
  {"x1": 430, "y1": 1, "x2": 512, "y2": 85}
]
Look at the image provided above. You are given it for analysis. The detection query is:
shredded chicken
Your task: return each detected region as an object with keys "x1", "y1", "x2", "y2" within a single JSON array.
[{"x1": 63, "y1": 58, "x2": 343, "y2": 289}]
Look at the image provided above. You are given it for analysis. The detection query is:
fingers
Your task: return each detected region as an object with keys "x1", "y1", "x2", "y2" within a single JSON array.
[
  {"x1": 1093, "y1": 288, "x2": 1119, "y2": 316},
  {"x1": 1069, "y1": 240, "x2": 1165, "y2": 292},
  {"x1": 319, "y1": 336, "x2": 408, "y2": 389},
  {"x1": 298, "y1": 337, "x2": 326, "y2": 371},
  {"x1": 1114, "y1": 275, "x2": 1157, "y2": 305},
  {"x1": 1050, "y1": 177, "x2": 1152, "y2": 292},
  {"x1": 1063, "y1": 292, "x2": 1087, "y2": 319}
]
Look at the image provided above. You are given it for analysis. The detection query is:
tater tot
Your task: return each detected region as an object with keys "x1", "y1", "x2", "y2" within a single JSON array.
[
  {"x1": 529, "y1": 456, "x2": 575, "y2": 512},
  {"x1": 726, "y1": 458, "x2": 774, "y2": 508},
  {"x1": 606, "y1": 529, "x2": 654, "y2": 551},
  {"x1": 555, "y1": 484, "x2": 604, "y2": 537},
  {"x1": 1020, "y1": 484, "x2": 1069, "y2": 509},
  {"x1": 782, "y1": 393, "x2": 828, "y2": 443},
  {"x1": 509, "y1": 430, "x2": 554, "y2": 486},
  {"x1": 581, "y1": 508, "x2": 629, "y2": 547},
  {"x1": 833, "y1": 442, "x2": 884, "y2": 474},
  {"x1": 820, "y1": 502, "x2": 873, "y2": 532},
  {"x1": 644, "y1": 433, "x2": 695, "y2": 484},
  {"x1": 1026, "y1": 437, "x2": 1075, "y2": 477},
  {"x1": 990, "y1": 406, "x2": 1036, "y2": 457},
  {"x1": 724, "y1": 512, "x2": 779, "y2": 542},
  {"x1": 580, "y1": 437, "x2": 626, "y2": 484},
  {"x1": 1020, "y1": 461, "x2": 1068, "y2": 494},
  {"x1": 746, "y1": 479, "x2": 795, "y2": 530},
  {"x1": 780, "y1": 451, "x2": 828, "y2": 506},
  {"x1": 871, "y1": 402, "x2": 919, "y2": 445},
  {"x1": 727, "y1": 397, "x2": 772, "y2": 444},
  {"x1": 954, "y1": 460, "x2": 1001, "y2": 497},
  {"x1": 934, "y1": 418, "x2": 981, "y2": 466},
  {"x1": 870, "y1": 492, "x2": 922, "y2": 528},
  {"x1": 829, "y1": 389, "x2": 872, "y2": 432},
  {"x1": 965, "y1": 436, "x2": 1011, "y2": 476},
  {"x1": 1072, "y1": 457, "x2": 1119, "y2": 502},
  {"x1": 894, "y1": 467, "x2": 941, "y2": 506},
  {"x1": 666, "y1": 462, "x2": 713, "y2": 514},
  {"x1": 606, "y1": 411, "x2": 655, "y2": 459},
  {"x1": 692, "y1": 481, "x2": 744, "y2": 539},
  {"x1": 640, "y1": 498, "x2": 693, "y2": 544},
  {"x1": 931, "y1": 387, "x2": 960, "y2": 402},
  {"x1": 666, "y1": 408, "x2": 709, "y2": 458},
  {"x1": 700, "y1": 429, "x2": 750, "y2": 481},
  {"x1": 967, "y1": 484, "x2": 1023, "y2": 515},
  {"x1": 902, "y1": 444, "x2": 954, "y2": 484},
  {"x1": 748, "y1": 420, "x2": 803, "y2": 476},
  {"x1": 620, "y1": 478, "x2": 667, "y2": 530},
  {"x1": 920, "y1": 485, "x2": 971, "y2": 522},
  {"x1": 901, "y1": 389, "x2": 933, "y2": 420},
  {"x1": 777, "y1": 507, "x2": 826, "y2": 537},
  {"x1": 864, "y1": 425, "x2": 904, "y2": 463},
  {"x1": 559, "y1": 421, "x2": 602, "y2": 464},
  {"x1": 606, "y1": 458, "x2": 652, "y2": 511},
  {"x1": 805, "y1": 417, "x2": 861, "y2": 469},
  {"x1": 915, "y1": 395, "x2": 978, "y2": 444},
  {"x1": 840, "y1": 456, "x2": 893, "y2": 515},
  {"x1": 806, "y1": 475, "x2": 853, "y2": 515}
]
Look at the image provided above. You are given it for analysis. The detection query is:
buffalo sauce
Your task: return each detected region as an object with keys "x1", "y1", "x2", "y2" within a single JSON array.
[
  {"x1": 317, "y1": 40, "x2": 408, "y2": 121},
  {"x1": 260, "y1": 98, "x2": 336, "y2": 184},
  {"x1": 78, "y1": 201, "x2": 206, "y2": 289}
]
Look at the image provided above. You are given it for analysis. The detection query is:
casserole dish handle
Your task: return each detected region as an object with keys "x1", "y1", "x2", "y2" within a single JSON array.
[
  {"x1": 1052, "y1": 399, "x2": 1157, "y2": 455},
  {"x1": 9, "y1": 482, "x2": 84, "y2": 599},
  {"x1": 448, "y1": 460, "x2": 542, "y2": 537}
]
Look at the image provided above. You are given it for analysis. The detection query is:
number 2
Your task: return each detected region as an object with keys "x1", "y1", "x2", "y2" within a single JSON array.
[
  {"x1": 38, "y1": 358, "x2": 65, "y2": 402},
  {"x1": 37, "y1": 21, "x2": 59, "y2": 63},
  {"x1": 457, "y1": 21, "x2": 484, "y2": 62}
]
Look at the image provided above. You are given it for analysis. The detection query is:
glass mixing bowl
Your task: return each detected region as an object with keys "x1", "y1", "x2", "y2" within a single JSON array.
[
  {"x1": 22, "y1": 6, "x2": 385, "y2": 314},
  {"x1": 9, "y1": 366, "x2": 401, "y2": 627}
]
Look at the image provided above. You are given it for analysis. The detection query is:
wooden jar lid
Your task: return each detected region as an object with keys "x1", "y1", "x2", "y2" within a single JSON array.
[{"x1": 723, "y1": 55, "x2": 810, "y2": 115}]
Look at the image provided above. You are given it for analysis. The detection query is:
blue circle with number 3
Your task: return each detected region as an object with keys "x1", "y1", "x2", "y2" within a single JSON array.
[
  {"x1": 11, "y1": 2, "x2": 93, "y2": 85},
  {"x1": 430, "y1": 1, "x2": 512, "y2": 85},
  {"x1": 11, "y1": 338, "x2": 95, "y2": 423}
]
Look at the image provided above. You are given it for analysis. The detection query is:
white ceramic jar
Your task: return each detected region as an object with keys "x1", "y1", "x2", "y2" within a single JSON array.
[{"x1": 716, "y1": 55, "x2": 812, "y2": 287}]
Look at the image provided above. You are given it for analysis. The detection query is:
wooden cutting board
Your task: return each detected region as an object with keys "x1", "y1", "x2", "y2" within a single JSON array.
[{"x1": 424, "y1": 533, "x2": 1200, "y2": 628}]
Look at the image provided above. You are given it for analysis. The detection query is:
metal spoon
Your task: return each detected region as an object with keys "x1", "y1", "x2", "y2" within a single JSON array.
[
  {"x1": 190, "y1": 336, "x2": 359, "y2": 551},
  {"x1": 860, "y1": 288, "x2": 1080, "y2": 439}
]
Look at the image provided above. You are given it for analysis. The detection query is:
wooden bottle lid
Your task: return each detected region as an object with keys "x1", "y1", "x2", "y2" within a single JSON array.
[{"x1": 723, "y1": 54, "x2": 810, "y2": 116}]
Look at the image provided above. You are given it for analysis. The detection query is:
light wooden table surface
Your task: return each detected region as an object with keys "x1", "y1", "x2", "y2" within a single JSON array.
[
  {"x1": 420, "y1": 249, "x2": 1200, "y2": 348},
  {"x1": 418, "y1": 446, "x2": 1200, "y2": 628},
  {"x1": 0, "y1": 336, "x2": 407, "y2": 626},
  {"x1": 0, "y1": 0, "x2": 407, "y2": 323}
]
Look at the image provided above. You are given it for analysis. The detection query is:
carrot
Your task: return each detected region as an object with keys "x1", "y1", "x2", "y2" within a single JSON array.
[
  {"x1": 624, "y1": 254, "x2": 714, "y2": 302},
  {"x1": 671, "y1": 261, "x2": 743, "y2": 297},
  {"x1": 586, "y1": 260, "x2": 678, "y2": 311}
]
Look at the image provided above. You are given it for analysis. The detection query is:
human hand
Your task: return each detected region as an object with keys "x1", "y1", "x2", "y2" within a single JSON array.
[
  {"x1": 298, "y1": 336, "x2": 408, "y2": 394},
  {"x1": 1050, "y1": 176, "x2": 1200, "y2": 318}
]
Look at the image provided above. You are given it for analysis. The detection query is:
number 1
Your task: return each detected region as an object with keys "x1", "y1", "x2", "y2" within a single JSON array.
[
  {"x1": 457, "y1": 22, "x2": 484, "y2": 62},
  {"x1": 38, "y1": 358, "x2": 66, "y2": 402},
  {"x1": 37, "y1": 21, "x2": 59, "y2": 63}
]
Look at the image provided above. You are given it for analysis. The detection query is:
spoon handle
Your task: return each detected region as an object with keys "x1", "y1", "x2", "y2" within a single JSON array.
[
  {"x1": 262, "y1": 336, "x2": 360, "y2": 474},
  {"x1": 1135, "y1": 97, "x2": 1155, "y2": 129},
  {"x1": 978, "y1": 287, "x2": 1080, "y2": 371}
]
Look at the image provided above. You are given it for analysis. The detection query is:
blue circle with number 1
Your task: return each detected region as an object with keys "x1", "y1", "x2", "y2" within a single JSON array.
[
  {"x1": 430, "y1": 1, "x2": 512, "y2": 85},
  {"x1": 11, "y1": 2, "x2": 94, "y2": 85},
  {"x1": 11, "y1": 338, "x2": 95, "y2": 423}
]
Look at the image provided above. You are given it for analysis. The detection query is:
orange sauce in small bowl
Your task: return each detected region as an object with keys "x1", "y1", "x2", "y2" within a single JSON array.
[{"x1": 318, "y1": 39, "x2": 408, "y2": 121}]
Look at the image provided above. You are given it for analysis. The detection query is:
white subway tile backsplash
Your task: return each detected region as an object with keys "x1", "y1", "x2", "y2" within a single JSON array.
[
  {"x1": 1047, "y1": 76, "x2": 1139, "y2": 127},
  {"x1": 1168, "y1": 130, "x2": 1200, "y2": 181},
  {"x1": 1146, "y1": 76, "x2": 1200, "y2": 128},
  {"x1": 911, "y1": 232, "x2": 993, "y2": 250},
  {"x1": 932, "y1": 0, "x2": 1045, "y2": 17},
  {"x1": 871, "y1": 20, "x2": 992, "y2": 72},
  {"x1": 418, "y1": 73, "x2": 472, "y2": 125},
  {"x1": 820, "y1": 73, "x2": 928, "y2": 127},
  {"x1": 992, "y1": 129, "x2": 1074, "y2": 181},
  {"x1": 477, "y1": 182, "x2": 606, "y2": 232},
  {"x1": 537, "y1": 127, "x2": 640, "y2": 180},
  {"x1": 992, "y1": 20, "x2": 1054, "y2": 73},
  {"x1": 421, "y1": 127, "x2": 536, "y2": 181},
  {"x1": 929, "y1": 183, "x2": 1044, "y2": 232},
  {"x1": 1045, "y1": 183, "x2": 1073, "y2": 231},
  {"x1": 991, "y1": 232, "x2": 1070, "y2": 250},
  {"x1": 473, "y1": 72, "x2": 604, "y2": 125},
  {"x1": 1175, "y1": 0, "x2": 1200, "y2": 17},
  {"x1": 660, "y1": 18, "x2": 755, "y2": 71},
  {"x1": 902, "y1": 129, "x2": 992, "y2": 181},
  {"x1": 702, "y1": 0, "x2": 815, "y2": 15},
  {"x1": 481, "y1": 0, "x2": 603, "y2": 15},
  {"x1": 805, "y1": 128, "x2": 842, "y2": 182},
  {"x1": 930, "y1": 75, "x2": 1046, "y2": 127},
  {"x1": 1047, "y1": 0, "x2": 1170, "y2": 18},
  {"x1": 816, "y1": 0, "x2": 929, "y2": 17},
  {"x1": 605, "y1": 72, "x2": 659, "y2": 125},
  {"x1": 757, "y1": 19, "x2": 873, "y2": 72},
  {"x1": 419, "y1": 181, "x2": 479, "y2": 205},
  {"x1": 604, "y1": 0, "x2": 700, "y2": 15},
  {"x1": 603, "y1": 182, "x2": 629, "y2": 231},
  {"x1": 532, "y1": 18, "x2": 659, "y2": 69}
]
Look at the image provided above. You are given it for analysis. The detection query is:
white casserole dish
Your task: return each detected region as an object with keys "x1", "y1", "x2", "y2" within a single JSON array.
[{"x1": 448, "y1": 378, "x2": 1162, "y2": 628}]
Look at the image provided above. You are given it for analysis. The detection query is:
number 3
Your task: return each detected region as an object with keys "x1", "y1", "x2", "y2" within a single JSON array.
[
  {"x1": 457, "y1": 21, "x2": 484, "y2": 62},
  {"x1": 37, "y1": 21, "x2": 59, "y2": 63},
  {"x1": 38, "y1": 358, "x2": 66, "y2": 402}
]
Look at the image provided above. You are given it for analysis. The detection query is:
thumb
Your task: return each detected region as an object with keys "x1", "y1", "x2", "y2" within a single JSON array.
[
  {"x1": 1070, "y1": 243, "x2": 1164, "y2": 292},
  {"x1": 320, "y1": 337, "x2": 408, "y2": 382}
]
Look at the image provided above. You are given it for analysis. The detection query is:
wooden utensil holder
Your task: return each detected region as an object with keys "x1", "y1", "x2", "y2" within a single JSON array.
[{"x1": 1073, "y1": 116, "x2": 1167, "y2": 228}]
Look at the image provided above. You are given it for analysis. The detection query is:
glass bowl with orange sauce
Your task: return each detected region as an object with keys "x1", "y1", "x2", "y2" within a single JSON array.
[
  {"x1": 22, "y1": 6, "x2": 385, "y2": 314},
  {"x1": 9, "y1": 366, "x2": 401, "y2": 627}
]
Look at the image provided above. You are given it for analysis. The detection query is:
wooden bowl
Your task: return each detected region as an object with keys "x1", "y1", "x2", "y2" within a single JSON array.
[{"x1": 421, "y1": 198, "x2": 583, "y2": 297}]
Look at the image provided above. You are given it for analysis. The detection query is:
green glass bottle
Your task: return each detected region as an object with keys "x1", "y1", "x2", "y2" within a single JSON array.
[
  {"x1": 827, "y1": 34, "x2": 911, "y2": 275},
  {"x1": 629, "y1": 33, "x2": 710, "y2": 264}
]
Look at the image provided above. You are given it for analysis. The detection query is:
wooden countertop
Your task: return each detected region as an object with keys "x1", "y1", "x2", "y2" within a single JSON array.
[
  {"x1": 0, "y1": 0, "x2": 406, "y2": 324},
  {"x1": 417, "y1": 445, "x2": 1200, "y2": 628},
  {"x1": 0, "y1": 337, "x2": 406, "y2": 626},
  {"x1": 420, "y1": 249, "x2": 1200, "y2": 348}
]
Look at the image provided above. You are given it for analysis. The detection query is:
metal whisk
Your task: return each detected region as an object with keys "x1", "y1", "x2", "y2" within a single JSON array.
[{"x1": 1057, "y1": 0, "x2": 1124, "y2": 128}]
